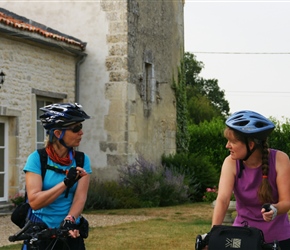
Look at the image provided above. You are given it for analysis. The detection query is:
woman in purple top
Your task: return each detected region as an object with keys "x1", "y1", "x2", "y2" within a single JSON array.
[{"x1": 212, "y1": 110, "x2": 290, "y2": 249}]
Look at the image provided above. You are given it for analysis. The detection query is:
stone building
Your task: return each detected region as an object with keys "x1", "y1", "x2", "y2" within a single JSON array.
[
  {"x1": 0, "y1": 8, "x2": 87, "y2": 203},
  {"x1": 0, "y1": 1, "x2": 184, "y2": 203}
]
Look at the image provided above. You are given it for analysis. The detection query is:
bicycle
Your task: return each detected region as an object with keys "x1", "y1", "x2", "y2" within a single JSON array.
[
  {"x1": 195, "y1": 231, "x2": 280, "y2": 250},
  {"x1": 9, "y1": 220, "x2": 72, "y2": 250},
  {"x1": 195, "y1": 203, "x2": 282, "y2": 250}
]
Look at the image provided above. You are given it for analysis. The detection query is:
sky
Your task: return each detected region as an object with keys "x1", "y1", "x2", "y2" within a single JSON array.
[{"x1": 184, "y1": 1, "x2": 290, "y2": 121}]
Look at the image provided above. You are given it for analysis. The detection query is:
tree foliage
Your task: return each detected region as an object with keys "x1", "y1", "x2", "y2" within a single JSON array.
[
  {"x1": 184, "y1": 52, "x2": 230, "y2": 123},
  {"x1": 188, "y1": 117, "x2": 228, "y2": 172},
  {"x1": 268, "y1": 117, "x2": 290, "y2": 156}
]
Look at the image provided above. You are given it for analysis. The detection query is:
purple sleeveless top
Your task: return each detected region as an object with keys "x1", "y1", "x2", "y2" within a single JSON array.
[{"x1": 233, "y1": 149, "x2": 290, "y2": 243}]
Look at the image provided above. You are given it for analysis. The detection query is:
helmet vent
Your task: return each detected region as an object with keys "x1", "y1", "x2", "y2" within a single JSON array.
[
  {"x1": 255, "y1": 122, "x2": 267, "y2": 128},
  {"x1": 234, "y1": 121, "x2": 249, "y2": 126}
]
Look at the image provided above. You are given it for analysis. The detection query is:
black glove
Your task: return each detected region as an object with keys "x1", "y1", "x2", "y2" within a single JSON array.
[
  {"x1": 64, "y1": 167, "x2": 81, "y2": 188},
  {"x1": 60, "y1": 219, "x2": 76, "y2": 231}
]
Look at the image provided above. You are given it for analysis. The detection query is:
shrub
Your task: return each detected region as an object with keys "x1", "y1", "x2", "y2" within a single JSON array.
[
  {"x1": 162, "y1": 153, "x2": 219, "y2": 202},
  {"x1": 202, "y1": 187, "x2": 236, "y2": 202},
  {"x1": 158, "y1": 168, "x2": 189, "y2": 206},
  {"x1": 119, "y1": 155, "x2": 189, "y2": 207},
  {"x1": 85, "y1": 155, "x2": 190, "y2": 210},
  {"x1": 10, "y1": 192, "x2": 25, "y2": 206},
  {"x1": 188, "y1": 117, "x2": 228, "y2": 174},
  {"x1": 85, "y1": 178, "x2": 121, "y2": 210},
  {"x1": 268, "y1": 117, "x2": 290, "y2": 156},
  {"x1": 203, "y1": 187, "x2": 218, "y2": 202}
]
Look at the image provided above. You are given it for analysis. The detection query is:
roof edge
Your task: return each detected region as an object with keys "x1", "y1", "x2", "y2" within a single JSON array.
[{"x1": 0, "y1": 7, "x2": 87, "y2": 51}]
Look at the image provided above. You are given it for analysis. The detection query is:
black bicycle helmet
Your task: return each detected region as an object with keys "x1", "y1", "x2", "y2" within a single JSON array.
[
  {"x1": 226, "y1": 110, "x2": 275, "y2": 140},
  {"x1": 40, "y1": 103, "x2": 90, "y2": 130}
]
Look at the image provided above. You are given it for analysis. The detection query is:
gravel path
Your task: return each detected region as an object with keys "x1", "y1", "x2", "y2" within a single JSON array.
[{"x1": 0, "y1": 214, "x2": 153, "y2": 247}]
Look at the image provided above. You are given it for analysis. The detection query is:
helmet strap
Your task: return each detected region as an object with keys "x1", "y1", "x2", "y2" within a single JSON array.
[
  {"x1": 58, "y1": 130, "x2": 71, "y2": 149},
  {"x1": 49, "y1": 129, "x2": 56, "y2": 143},
  {"x1": 242, "y1": 137, "x2": 256, "y2": 161},
  {"x1": 238, "y1": 138, "x2": 256, "y2": 178},
  {"x1": 58, "y1": 131, "x2": 74, "y2": 160}
]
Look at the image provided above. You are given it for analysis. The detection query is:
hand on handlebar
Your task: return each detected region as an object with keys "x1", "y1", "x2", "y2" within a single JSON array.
[
  {"x1": 261, "y1": 203, "x2": 277, "y2": 222},
  {"x1": 60, "y1": 217, "x2": 80, "y2": 238}
]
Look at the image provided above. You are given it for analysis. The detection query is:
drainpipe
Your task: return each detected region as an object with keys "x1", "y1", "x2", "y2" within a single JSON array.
[{"x1": 75, "y1": 53, "x2": 87, "y2": 103}]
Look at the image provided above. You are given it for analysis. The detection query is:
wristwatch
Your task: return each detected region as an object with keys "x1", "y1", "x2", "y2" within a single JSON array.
[{"x1": 269, "y1": 204, "x2": 277, "y2": 220}]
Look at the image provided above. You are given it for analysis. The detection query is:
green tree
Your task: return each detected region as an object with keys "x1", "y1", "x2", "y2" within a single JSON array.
[
  {"x1": 184, "y1": 52, "x2": 203, "y2": 89},
  {"x1": 186, "y1": 87, "x2": 221, "y2": 124},
  {"x1": 184, "y1": 52, "x2": 230, "y2": 123},
  {"x1": 201, "y1": 78, "x2": 230, "y2": 117}
]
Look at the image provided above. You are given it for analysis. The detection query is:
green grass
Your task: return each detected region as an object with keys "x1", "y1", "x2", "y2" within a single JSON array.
[{"x1": 1, "y1": 203, "x2": 213, "y2": 250}]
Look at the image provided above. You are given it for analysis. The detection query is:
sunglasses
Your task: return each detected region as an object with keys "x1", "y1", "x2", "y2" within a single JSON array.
[{"x1": 66, "y1": 123, "x2": 83, "y2": 133}]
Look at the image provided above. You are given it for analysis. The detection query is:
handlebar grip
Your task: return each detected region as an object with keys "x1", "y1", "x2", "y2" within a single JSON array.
[
  {"x1": 262, "y1": 203, "x2": 271, "y2": 212},
  {"x1": 9, "y1": 233, "x2": 31, "y2": 242},
  {"x1": 8, "y1": 220, "x2": 32, "y2": 242},
  {"x1": 8, "y1": 235, "x2": 17, "y2": 242}
]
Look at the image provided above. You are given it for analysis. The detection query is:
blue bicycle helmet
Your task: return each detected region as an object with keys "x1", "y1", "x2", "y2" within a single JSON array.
[
  {"x1": 226, "y1": 110, "x2": 275, "y2": 140},
  {"x1": 40, "y1": 103, "x2": 90, "y2": 130}
]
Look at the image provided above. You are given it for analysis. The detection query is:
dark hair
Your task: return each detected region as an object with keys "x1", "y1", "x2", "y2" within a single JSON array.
[{"x1": 258, "y1": 141, "x2": 274, "y2": 203}]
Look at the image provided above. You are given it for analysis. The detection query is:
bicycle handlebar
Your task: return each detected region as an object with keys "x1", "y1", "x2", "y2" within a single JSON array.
[
  {"x1": 9, "y1": 220, "x2": 69, "y2": 243},
  {"x1": 9, "y1": 220, "x2": 34, "y2": 242}
]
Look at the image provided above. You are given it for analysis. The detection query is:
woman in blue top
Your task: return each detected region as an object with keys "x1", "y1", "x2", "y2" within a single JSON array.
[{"x1": 23, "y1": 103, "x2": 92, "y2": 249}]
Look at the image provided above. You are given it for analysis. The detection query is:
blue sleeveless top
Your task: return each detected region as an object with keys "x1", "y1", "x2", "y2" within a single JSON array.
[{"x1": 233, "y1": 149, "x2": 290, "y2": 243}]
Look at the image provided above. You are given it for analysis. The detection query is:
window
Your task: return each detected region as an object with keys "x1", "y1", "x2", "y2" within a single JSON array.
[
  {"x1": 140, "y1": 50, "x2": 157, "y2": 116},
  {"x1": 32, "y1": 88, "x2": 66, "y2": 149},
  {"x1": 36, "y1": 99, "x2": 53, "y2": 149},
  {"x1": 145, "y1": 63, "x2": 152, "y2": 104},
  {"x1": 144, "y1": 62, "x2": 156, "y2": 105}
]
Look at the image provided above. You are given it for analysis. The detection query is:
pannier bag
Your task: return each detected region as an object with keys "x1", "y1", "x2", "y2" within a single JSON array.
[{"x1": 208, "y1": 225, "x2": 265, "y2": 250}]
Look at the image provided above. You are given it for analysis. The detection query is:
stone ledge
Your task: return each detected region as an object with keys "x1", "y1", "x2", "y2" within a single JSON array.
[{"x1": 0, "y1": 202, "x2": 14, "y2": 216}]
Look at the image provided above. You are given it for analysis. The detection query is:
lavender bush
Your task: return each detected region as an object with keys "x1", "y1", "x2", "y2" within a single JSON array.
[
  {"x1": 85, "y1": 176, "x2": 143, "y2": 210},
  {"x1": 85, "y1": 155, "x2": 190, "y2": 210},
  {"x1": 118, "y1": 155, "x2": 189, "y2": 207}
]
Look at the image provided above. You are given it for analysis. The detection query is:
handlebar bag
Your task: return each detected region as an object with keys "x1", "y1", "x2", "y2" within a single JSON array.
[
  {"x1": 11, "y1": 202, "x2": 31, "y2": 229},
  {"x1": 208, "y1": 225, "x2": 265, "y2": 250}
]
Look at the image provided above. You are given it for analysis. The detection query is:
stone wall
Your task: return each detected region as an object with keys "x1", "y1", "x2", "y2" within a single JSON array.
[
  {"x1": 0, "y1": 32, "x2": 77, "y2": 194},
  {"x1": 0, "y1": 0, "x2": 184, "y2": 181},
  {"x1": 100, "y1": 0, "x2": 183, "y2": 176},
  {"x1": 126, "y1": 0, "x2": 183, "y2": 163}
]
